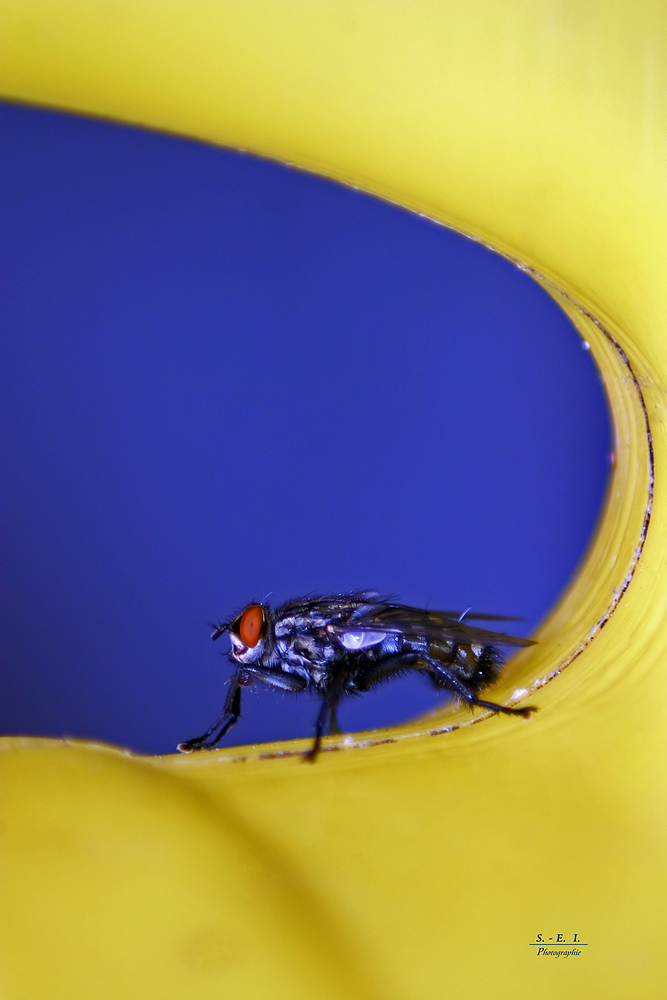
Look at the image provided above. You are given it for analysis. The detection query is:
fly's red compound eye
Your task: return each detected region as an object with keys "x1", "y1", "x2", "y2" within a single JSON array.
[{"x1": 239, "y1": 604, "x2": 264, "y2": 647}]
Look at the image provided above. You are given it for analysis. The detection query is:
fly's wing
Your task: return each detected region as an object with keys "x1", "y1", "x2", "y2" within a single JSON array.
[
  {"x1": 340, "y1": 603, "x2": 535, "y2": 648},
  {"x1": 436, "y1": 612, "x2": 524, "y2": 622}
]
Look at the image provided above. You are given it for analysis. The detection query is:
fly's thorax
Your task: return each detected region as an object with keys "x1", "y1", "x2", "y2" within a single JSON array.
[{"x1": 274, "y1": 631, "x2": 337, "y2": 672}]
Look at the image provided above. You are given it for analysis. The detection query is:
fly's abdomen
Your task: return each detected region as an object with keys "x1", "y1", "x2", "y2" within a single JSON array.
[{"x1": 455, "y1": 643, "x2": 504, "y2": 693}]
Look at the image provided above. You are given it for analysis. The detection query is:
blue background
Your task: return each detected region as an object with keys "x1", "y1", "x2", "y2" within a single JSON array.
[{"x1": 0, "y1": 102, "x2": 611, "y2": 755}]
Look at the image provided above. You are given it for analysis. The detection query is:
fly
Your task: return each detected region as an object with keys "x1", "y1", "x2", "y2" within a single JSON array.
[{"x1": 177, "y1": 591, "x2": 537, "y2": 761}]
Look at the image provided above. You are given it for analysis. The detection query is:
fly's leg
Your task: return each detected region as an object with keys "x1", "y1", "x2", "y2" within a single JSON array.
[
  {"x1": 307, "y1": 660, "x2": 351, "y2": 761},
  {"x1": 177, "y1": 669, "x2": 307, "y2": 753},
  {"x1": 306, "y1": 702, "x2": 346, "y2": 759},
  {"x1": 306, "y1": 697, "x2": 341, "y2": 762},
  {"x1": 422, "y1": 655, "x2": 536, "y2": 719},
  {"x1": 177, "y1": 673, "x2": 243, "y2": 752},
  {"x1": 471, "y1": 697, "x2": 535, "y2": 718},
  {"x1": 328, "y1": 707, "x2": 342, "y2": 736},
  {"x1": 305, "y1": 699, "x2": 330, "y2": 762},
  {"x1": 242, "y1": 667, "x2": 307, "y2": 693},
  {"x1": 357, "y1": 652, "x2": 535, "y2": 718}
]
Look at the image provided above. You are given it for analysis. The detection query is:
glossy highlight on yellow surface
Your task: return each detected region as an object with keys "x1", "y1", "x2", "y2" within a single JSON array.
[{"x1": 1, "y1": 2, "x2": 667, "y2": 997}]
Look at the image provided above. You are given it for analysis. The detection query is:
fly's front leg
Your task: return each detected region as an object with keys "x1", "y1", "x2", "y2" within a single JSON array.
[
  {"x1": 177, "y1": 672, "x2": 245, "y2": 752},
  {"x1": 242, "y1": 667, "x2": 307, "y2": 693}
]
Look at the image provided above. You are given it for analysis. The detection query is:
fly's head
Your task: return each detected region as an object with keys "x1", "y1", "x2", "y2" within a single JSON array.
[{"x1": 212, "y1": 603, "x2": 272, "y2": 665}]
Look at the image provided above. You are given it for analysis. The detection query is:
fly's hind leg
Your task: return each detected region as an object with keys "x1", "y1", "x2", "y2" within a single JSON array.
[
  {"x1": 466, "y1": 695, "x2": 535, "y2": 719},
  {"x1": 423, "y1": 655, "x2": 536, "y2": 719},
  {"x1": 356, "y1": 651, "x2": 534, "y2": 718}
]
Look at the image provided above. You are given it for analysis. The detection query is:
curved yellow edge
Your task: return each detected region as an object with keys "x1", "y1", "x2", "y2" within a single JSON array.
[{"x1": 2, "y1": 3, "x2": 667, "y2": 998}]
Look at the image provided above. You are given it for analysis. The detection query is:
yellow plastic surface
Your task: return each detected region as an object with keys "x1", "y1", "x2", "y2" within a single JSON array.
[{"x1": 2, "y1": 3, "x2": 667, "y2": 997}]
